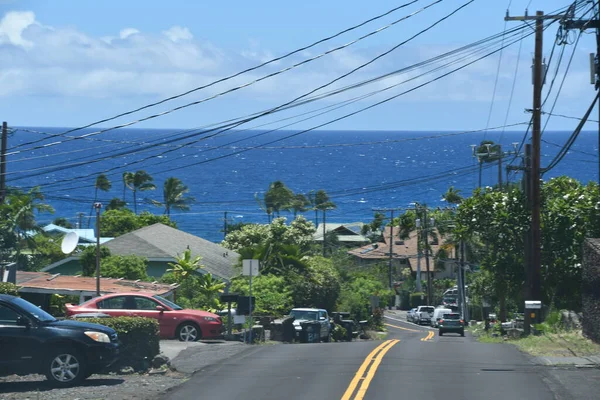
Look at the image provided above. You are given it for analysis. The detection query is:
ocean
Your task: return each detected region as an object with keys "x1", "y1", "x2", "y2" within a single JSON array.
[{"x1": 8, "y1": 127, "x2": 599, "y2": 243}]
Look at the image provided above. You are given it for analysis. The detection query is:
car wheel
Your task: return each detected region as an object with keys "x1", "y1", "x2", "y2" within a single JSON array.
[
  {"x1": 45, "y1": 348, "x2": 86, "y2": 387},
  {"x1": 177, "y1": 322, "x2": 201, "y2": 342}
]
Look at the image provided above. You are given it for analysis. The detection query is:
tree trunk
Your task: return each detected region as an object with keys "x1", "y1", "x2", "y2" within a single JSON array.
[{"x1": 133, "y1": 189, "x2": 137, "y2": 214}]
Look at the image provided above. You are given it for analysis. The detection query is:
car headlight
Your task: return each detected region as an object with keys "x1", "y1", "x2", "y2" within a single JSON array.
[
  {"x1": 203, "y1": 316, "x2": 218, "y2": 322},
  {"x1": 85, "y1": 331, "x2": 111, "y2": 343}
]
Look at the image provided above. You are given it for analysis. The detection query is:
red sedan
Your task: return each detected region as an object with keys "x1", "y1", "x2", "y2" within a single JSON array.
[{"x1": 65, "y1": 292, "x2": 222, "y2": 342}]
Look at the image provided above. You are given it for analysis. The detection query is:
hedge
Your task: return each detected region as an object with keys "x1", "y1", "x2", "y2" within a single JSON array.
[
  {"x1": 410, "y1": 292, "x2": 428, "y2": 308},
  {"x1": 77, "y1": 316, "x2": 160, "y2": 371},
  {"x1": 0, "y1": 282, "x2": 19, "y2": 296}
]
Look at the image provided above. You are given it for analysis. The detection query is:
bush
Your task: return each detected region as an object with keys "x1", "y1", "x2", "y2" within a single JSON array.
[
  {"x1": 369, "y1": 308, "x2": 385, "y2": 331},
  {"x1": 0, "y1": 282, "x2": 19, "y2": 296},
  {"x1": 410, "y1": 292, "x2": 427, "y2": 308},
  {"x1": 77, "y1": 316, "x2": 160, "y2": 371},
  {"x1": 331, "y1": 324, "x2": 347, "y2": 342}
]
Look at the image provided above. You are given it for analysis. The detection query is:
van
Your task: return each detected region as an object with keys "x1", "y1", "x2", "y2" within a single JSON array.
[{"x1": 431, "y1": 307, "x2": 452, "y2": 328}]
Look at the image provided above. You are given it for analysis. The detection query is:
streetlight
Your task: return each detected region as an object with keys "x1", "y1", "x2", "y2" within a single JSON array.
[{"x1": 94, "y1": 202, "x2": 102, "y2": 297}]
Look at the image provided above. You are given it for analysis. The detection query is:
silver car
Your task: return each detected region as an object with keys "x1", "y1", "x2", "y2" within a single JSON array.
[{"x1": 407, "y1": 308, "x2": 417, "y2": 323}]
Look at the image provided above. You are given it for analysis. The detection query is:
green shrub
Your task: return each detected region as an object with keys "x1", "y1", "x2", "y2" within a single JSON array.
[
  {"x1": 331, "y1": 324, "x2": 347, "y2": 342},
  {"x1": 410, "y1": 292, "x2": 427, "y2": 308},
  {"x1": 77, "y1": 316, "x2": 159, "y2": 371},
  {"x1": 0, "y1": 282, "x2": 19, "y2": 296},
  {"x1": 369, "y1": 308, "x2": 385, "y2": 331}
]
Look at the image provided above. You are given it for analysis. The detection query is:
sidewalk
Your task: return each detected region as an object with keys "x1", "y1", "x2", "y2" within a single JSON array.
[{"x1": 531, "y1": 355, "x2": 600, "y2": 367}]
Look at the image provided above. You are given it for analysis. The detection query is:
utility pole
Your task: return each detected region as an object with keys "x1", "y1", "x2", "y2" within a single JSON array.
[
  {"x1": 523, "y1": 144, "x2": 533, "y2": 335},
  {"x1": 372, "y1": 207, "x2": 402, "y2": 295},
  {"x1": 0, "y1": 122, "x2": 7, "y2": 204},
  {"x1": 423, "y1": 207, "x2": 432, "y2": 306},
  {"x1": 94, "y1": 202, "x2": 102, "y2": 297}
]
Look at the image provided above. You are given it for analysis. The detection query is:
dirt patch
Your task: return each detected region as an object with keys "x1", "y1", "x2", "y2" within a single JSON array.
[{"x1": 0, "y1": 370, "x2": 188, "y2": 400}]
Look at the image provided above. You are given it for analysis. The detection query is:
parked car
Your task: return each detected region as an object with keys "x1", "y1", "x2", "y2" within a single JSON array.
[
  {"x1": 0, "y1": 294, "x2": 119, "y2": 387},
  {"x1": 289, "y1": 308, "x2": 331, "y2": 342},
  {"x1": 407, "y1": 308, "x2": 417, "y2": 322},
  {"x1": 414, "y1": 306, "x2": 435, "y2": 325},
  {"x1": 438, "y1": 312, "x2": 465, "y2": 337},
  {"x1": 431, "y1": 307, "x2": 452, "y2": 328},
  {"x1": 65, "y1": 292, "x2": 222, "y2": 342}
]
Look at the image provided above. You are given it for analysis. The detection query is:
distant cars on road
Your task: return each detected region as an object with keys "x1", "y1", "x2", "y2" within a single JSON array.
[
  {"x1": 0, "y1": 294, "x2": 119, "y2": 387},
  {"x1": 66, "y1": 292, "x2": 223, "y2": 342},
  {"x1": 407, "y1": 308, "x2": 417, "y2": 323}
]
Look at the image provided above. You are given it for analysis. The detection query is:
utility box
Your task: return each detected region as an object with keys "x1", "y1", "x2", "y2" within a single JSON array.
[{"x1": 525, "y1": 300, "x2": 542, "y2": 327}]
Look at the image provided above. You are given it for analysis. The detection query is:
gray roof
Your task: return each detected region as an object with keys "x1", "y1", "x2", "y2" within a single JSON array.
[
  {"x1": 313, "y1": 222, "x2": 368, "y2": 242},
  {"x1": 103, "y1": 223, "x2": 238, "y2": 281}
]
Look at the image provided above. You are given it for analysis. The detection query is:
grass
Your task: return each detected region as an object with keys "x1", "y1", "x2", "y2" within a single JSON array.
[{"x1": 469, "y1": 323, "x2": 600, "y2": 357}]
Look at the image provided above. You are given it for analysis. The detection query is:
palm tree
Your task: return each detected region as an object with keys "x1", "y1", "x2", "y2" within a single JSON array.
[
  {"x1": 88, "y1": 174, "x2": 112, "y2": 228},
  {"x1": 442, "y1": 186, "x2": 463, "y2": 205},
  {"x1": 167, "y1": 248, "x2": 204, "y2": 281},
  {"x1": 264, "y1": 181, "x2": 294, "y2": 217},
  {"x1": 313, "y1": 190, "x2": 336, "y2": 256},
  {"x1": 106, "y1": 197, "x2": 126, "y2": 211},
  {"x1": 254, "y1": 192, "x2": 274, "y2": 223},
  {"x1": 122, "y1": 172, "x2": 133, "y2": 202},
  {"x1": 289, "y1": 193, "x2": 310, "y2": 217},
  {"x1": 154, "y1": 177, "x2": 195, "y2": 216},
  {"x1": 125, "y1": 170, "x2": 156, "y2": 214}
]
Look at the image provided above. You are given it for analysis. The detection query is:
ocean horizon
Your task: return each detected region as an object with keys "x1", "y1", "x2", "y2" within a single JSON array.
[{"x1": 9, "y1": 127, "x2": 599, "y2": 243}]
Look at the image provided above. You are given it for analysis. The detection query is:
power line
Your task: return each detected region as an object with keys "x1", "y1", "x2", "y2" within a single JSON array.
[{"x1": 9, "y1": 0, "x2": 440, "y2": 153}]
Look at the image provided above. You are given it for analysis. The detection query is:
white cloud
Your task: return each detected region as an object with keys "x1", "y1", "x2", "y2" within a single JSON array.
[
  {"x1": 119, "y1": 28, "x2": 140, "y2": 40},
  {"x1": 0, "y1": 11, "x2": 36, "y2": 48},
  {"x1": 162, "y1": 26, "x2": 193, "y2": 42}
]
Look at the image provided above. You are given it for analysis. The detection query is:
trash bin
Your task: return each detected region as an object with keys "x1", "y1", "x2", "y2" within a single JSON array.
[
  {"x1": 300, "y1": 321, "x2": 321, "y2": 343},
  {"x1": 340, "y1": 320, "x2": 354, "y2": 342},
  {"x1": 281, "y1": 316, "x2": 295, "y2": 343}
]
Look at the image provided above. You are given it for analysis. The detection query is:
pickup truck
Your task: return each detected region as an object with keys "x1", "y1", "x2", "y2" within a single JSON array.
[{"x1": 414, "y1": 306, "x2": 435, "y2": 325}]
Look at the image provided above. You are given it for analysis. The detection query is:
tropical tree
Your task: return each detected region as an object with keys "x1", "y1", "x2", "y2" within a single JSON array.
[
  {"x1": 122, "y1": 172, "x2": 133, "y2": 202},
  {"x1": 125, "y1": 170, "x2": 156, "y2": 214},
  {"x1": 88, "y1": 174, "x2": 112, "y2": 228},
  {"x1": 442, "y1": 186, "x2": 463, "y2": 205},
  {"x1": 154, "y1": 177, "x2": 195, "y2": 216},
  {"x1": 52, "y1": 217, "x2": 73, "y2": 229},
  {"x1": 289, "y1": 193, "x2": 310, "y2": 217},
  {"x1": 106, "y1": 197, "x2": 127, "y2": 211},
  {"x1": 313, "y1": 189, "x2": 336, "y2": 255},
  {"x1": 167, "y1": 248, "x2": 203, "y2": 280},
  {"x1": 99, "y1": 209, "x2": 176, "y2": 237},
  {"x1": 264, "y1": 181, "x2": 294, "y2": 218},
  {"x1": 254, "y1": 192, "x2": 273, "y2": 223}
]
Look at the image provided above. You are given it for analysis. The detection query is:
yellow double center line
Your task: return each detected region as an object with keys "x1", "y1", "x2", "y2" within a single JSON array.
[
  {"x1": 420, "y1": 331, "x2": 435, "y2": 341},
  {"x1": 341, "y1": 339, "x2": 399, "y2": 400}
]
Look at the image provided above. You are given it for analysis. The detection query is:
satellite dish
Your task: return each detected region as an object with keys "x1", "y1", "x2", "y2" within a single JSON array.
[{"x1": 61, "y1": 232, "x2": 79, "y2": 254}]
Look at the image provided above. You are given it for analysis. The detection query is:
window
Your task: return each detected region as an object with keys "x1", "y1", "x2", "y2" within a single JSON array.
[
  {"x1": 133, "y1": 297, "x2": 159, "y2": 310},
  {"x1": 0, "y1": 304, "x2": 19, "y2": 326},
  {"x1": 319, "y1": 311, "x2": 327, "y2": 320},
  {"x1": 97, "y1": 296, "x2": 127, "y2": 310}
]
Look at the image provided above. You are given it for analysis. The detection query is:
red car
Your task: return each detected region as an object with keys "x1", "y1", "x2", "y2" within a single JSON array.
[{"x1": 65, "y1": 292, "x2": 222, "y2": 342}]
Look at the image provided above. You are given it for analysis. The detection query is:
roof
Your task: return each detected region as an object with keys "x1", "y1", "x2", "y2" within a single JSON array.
[
  {"x1": 347, "y1": 228, "x2": 446, "y2": 272},
  {"x1": 15, "y1": 271, "x2": 177, "y2": 297},
  {"x1": 313, "y1": 222, "x2": 369, "y2": 242},
  {"x1": 102, "y1": 223, "x2": 238, "y2": 281},
  {"x1": 42, "y1": 224, "x2": 114, "y2": 245}
]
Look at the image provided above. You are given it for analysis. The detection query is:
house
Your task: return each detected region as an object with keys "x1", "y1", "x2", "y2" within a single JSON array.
[
  {"x1": 16, "y1": 271, "x2": 178, "y2": 308},
  {"x1": 347, "y1": 227, "x2": 456, "y2": 281},
  {"x1": 313, "y1": 222, "x2": 369, "y2": 246},
  {"x1": 42, "y1": 223, "x2": 239, "y2": 282},
  {"x1": 41, "y1": 223, "x2": 114, "y2": 246}
]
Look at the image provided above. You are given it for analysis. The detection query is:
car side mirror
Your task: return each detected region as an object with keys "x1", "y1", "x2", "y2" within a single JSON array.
[
  {"x1": 156, "y1": 306, "x2": 166, "y2": 312},
  {"x1": 16, "y1": 316, "x2": 31, "y2": 328},
  {"x1": 319, "y1": 316, "x2": 326, "y2": 320}
]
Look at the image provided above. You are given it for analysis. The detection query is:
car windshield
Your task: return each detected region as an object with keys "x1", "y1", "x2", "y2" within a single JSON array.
[
  {"x1": 153, "y1": 295, "x2": 183, "y2": 310},
  {"x1": 290, "y1": 310, "x2": 318, "y2": 320},
  {"x1": 422, "y1": 307, "x2": 434, "y2": 313},
  {"x1": 12, "y1": 297, "x2": 56, "y2": 322}
]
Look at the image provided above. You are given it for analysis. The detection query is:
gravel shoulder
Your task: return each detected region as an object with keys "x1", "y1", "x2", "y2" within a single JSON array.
[{"x1": 0, "y1": 341, "x2": 252, "y2": 400}]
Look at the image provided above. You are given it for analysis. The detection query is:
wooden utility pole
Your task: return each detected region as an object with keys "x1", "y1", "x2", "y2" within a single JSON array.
[{"x1": 0, "y1": 122, "x2": 7, "y2": 204}]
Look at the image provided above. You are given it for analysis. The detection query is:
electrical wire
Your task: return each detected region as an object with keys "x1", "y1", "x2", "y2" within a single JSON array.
[
  {"x1": 542, "y1": 92, "x2": 600, "y2": 173},
  {"x1": 9, "y1": 0, "x2": 441, "y2": 153}
]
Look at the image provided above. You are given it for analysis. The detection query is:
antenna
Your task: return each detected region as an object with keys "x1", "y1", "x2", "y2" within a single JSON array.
[{"x1": 61, "y1": 232, "x2": 79, "y2": 254}]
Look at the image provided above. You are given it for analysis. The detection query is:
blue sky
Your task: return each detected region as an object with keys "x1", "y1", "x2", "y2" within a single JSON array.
[{"x1": 1, "y1": 0, "x2": 597, "y2": 131}]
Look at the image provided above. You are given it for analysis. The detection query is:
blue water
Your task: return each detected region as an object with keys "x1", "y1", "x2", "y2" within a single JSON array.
[{"x1": 8, "y1": 127, "x2": 599, "y2": 242}]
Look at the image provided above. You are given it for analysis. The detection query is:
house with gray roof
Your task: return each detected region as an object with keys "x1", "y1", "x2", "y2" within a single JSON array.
[
  {"x1": 313, "y1": 222, "x2": 369, "y2": 246},
  {"x1": 42, "y1": 223, "x2": 238, "y2": 282}
]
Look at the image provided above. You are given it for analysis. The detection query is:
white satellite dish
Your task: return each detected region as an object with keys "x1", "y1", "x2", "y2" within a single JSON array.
[{"x1": 61, "y1": 232, "x2": 79, "y2": 254}]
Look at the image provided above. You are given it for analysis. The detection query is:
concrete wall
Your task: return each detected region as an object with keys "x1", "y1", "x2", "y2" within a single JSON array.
[{"x1": 582, "y1": 238, "x2": 600, "y2": 344}]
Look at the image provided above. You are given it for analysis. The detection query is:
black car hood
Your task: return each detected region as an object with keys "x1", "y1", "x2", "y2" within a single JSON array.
[{"x1": 46, "y1": 319, "x2": 116, "y2": 335}]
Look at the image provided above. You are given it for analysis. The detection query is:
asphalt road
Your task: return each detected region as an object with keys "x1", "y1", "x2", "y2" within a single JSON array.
[{"x1": 159, "y1": 312, "x2": 599, "y2": 400}]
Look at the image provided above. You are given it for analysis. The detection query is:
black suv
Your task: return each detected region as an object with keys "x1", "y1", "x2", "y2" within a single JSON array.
[{"x1": 0, "y1": 294, "x2": 119, "y2": 387}]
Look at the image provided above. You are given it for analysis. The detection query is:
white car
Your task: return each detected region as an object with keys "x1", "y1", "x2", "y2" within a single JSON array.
[{"x1": 289, "y1": 308, "x2": 331, "y2": 342}]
